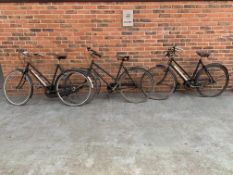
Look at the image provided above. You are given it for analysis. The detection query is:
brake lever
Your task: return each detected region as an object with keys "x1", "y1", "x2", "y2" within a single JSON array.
[
  {"x1": 175, "y1": 46, "x2": 184, "y2": 52},
  {"x1": 86, "y1": 47, "x2": 102, "y2": 57},
  {"x1": 34, "y1": 53, "x2": 45, "y2": 57},
  {"x1": 22, "y1": 51, "x2": 29, "y2": 56},
  {"x1": 16, "y1": 48, "x2": 27, "y2": 53}
]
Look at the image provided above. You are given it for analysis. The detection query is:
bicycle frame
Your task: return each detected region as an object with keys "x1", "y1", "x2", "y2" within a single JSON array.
[
  {"x1": 87, "y1": 60, "x2": 128, "y2": 87},
  {"x1": 23, "y1": 62, "x2": 64, "y2": 88},
  {"x1": 168, "y1": 57, "x2": 209, "y2": 83}
]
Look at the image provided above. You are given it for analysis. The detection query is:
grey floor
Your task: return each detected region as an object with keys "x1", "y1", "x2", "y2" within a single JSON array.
[{"x1": 0, "y1": 90, "x2": 233, "y2": 175}]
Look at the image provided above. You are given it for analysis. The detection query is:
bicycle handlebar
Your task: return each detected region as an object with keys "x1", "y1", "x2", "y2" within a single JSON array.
[
  {"x1": 16, "y1": 48, "x2": 29, "y2": 55},
  {"x1": 166, "y1": 45, "x2": 183, "y2": 57},
  {"x1": 16, "y1": 48, "x2": 44, "y2": 57},
  {"x1": 175, "y1": 46, "x2": 183, "y2": 51},
  {"x1": 33, "y1": 53, "x2": 45, "y2": 57},
  {"x1": 87, "y1": 47, "x2": 102, "y2": 58}
]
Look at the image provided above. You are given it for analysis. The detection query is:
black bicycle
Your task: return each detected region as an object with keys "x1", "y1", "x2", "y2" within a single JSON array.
[
  {"x1": 3, "y1": 49, "x2": 93, "y2": 106},
  {"x1": 82, "y1": 47, "x2": 153, "y2": 103},
  {"x1": 147, "y1": 46, "x2": 229, "y2": 99}
]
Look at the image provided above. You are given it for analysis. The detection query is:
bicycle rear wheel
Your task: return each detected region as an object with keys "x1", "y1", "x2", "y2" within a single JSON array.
[
  {"x1": 146, "y1": 65, "x2": 177, "y2": 100},
  {"x1": 3, "y1": 69, "x2": 33, "y2": 105},
  {"x1": 79, "y1": 68, "x2": 101, "y2": 98},
  {"x1": 56, "y1": 70, "x2": 93, "y2": 106},
  {"x1": 195, "y1": 63, "x2": 229, "y2": 97},
  {"x1": 119, "y1": 67, "x2": 153, "y2": 103}
]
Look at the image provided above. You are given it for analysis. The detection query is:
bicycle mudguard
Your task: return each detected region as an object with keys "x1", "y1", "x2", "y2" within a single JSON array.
[
  {"x1": 196, "y1": 63, "x2": 229, "y2": 79},
  {"x1": 152, "y1": 64, "x2": 178, "y2": 92},
  {"x1": 6, "y1": 68, "x2": 34, "y2": 99},
  {"x1": 17, "y1": 68, "x2": 34, "y2": 98},
  {"x1": 56, "y1": 69, "x2": 94, "y2": 89},
  {"x1": 156, "y1": 64, "x2": 177, "y2": 80},
  {"x1": 195, "y1": 63, "x2": 229, "y2": 97}
]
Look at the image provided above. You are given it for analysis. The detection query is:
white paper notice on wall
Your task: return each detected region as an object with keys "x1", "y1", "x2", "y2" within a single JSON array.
[{"x1": 123, "y1": 10, "x2": 134, "y2": 27}]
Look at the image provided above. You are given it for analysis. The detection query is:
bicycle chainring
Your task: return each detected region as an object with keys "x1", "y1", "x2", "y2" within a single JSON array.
[{"x1": 45, "y1": 86, "x2": 58, "y2": 98}]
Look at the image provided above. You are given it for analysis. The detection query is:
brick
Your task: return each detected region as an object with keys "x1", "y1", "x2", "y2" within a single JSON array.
[
  {"x1": 0, "y1": 1, "x2": 232, "y2": 92},
  {"x1": 30, "y1": 29, "x2": 42, "y2": 32}
]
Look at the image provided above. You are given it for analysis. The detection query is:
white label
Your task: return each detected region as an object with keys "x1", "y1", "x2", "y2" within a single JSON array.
[{"x1": 123, "y1": 10, "x2": 134, "y2": 27}]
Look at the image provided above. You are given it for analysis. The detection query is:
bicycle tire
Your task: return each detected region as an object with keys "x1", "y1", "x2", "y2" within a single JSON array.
[
  {"x1": 56, "y1": 69, "x2": 93, "y2": 106},
  {"x1": 3, "y1": 69, "x2": 33, "y2": 106},
  {"x1": 119, "y1": 67, "x2": 153, "y2": 103},
  {"x1": 90, "y1": 70, "x2": 101, "y2": 95},
  {"x1": 75, "y1": 68, "x2": 101, "y2": 103},
  {"x1": 146, "y1": 65, "x2": 177, "y2": 100},
  {"x1": 195, "y1": 63, "x2": 229, "y2": 97},
  {"x1": 80, "y1": 68, "x2": 101, "y2": 95}
]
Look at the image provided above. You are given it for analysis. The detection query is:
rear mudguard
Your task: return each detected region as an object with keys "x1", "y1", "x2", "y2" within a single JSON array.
[{"x1": 56, "y1": 69, "x2": 94, "y2": 89}]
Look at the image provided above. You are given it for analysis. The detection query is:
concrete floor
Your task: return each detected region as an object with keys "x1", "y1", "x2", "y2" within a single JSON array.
[{"x1": 0, "y1": 90, "x2": 233, "y2": 175}]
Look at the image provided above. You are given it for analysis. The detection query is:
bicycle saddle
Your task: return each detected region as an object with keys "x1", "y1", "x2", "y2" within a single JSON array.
[
  {"x1": 54, "y1": 54, "x2": 67, "y2": 60},
  {"x1": 117, "y1": 56, "x2": 130, "y2": 61},
  {"x1": 196, "y1": 50, "x2": 211, "y2": 58}
]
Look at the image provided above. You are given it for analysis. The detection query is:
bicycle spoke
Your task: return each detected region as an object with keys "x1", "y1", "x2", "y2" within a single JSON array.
[
  {"x1": 56, "y1": 70, "x2": 92, "y2": 106},
  {"x1": 145, "y1": 65, "x2": 176, "y2": 100},
  {"x1": 120, "y1": 67, "x2": 152, "y2": 103},
  {"x1": 4, "y1": 70, "x2": 32, "y2": 105},
  {"x1": 196, "y1": 64, "x2": 229, "y2": 97}
]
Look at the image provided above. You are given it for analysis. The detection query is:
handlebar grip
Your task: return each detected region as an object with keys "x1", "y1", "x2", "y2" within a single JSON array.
[
  {"x1": 16, "y1": 48, "x2": 27, "y2": 53},
  {"x1": 33, "y1": 53, "x2": 44, "y2": 57},
  {"x1": 93, "y1": 52, "x2": 102, "y2": 57},
  {"x1": 175, "y1": 46, "x2": 184, "y2": 51},
  {"x1": 87, "y1": 47, "x2": 102, "y2": 58}
]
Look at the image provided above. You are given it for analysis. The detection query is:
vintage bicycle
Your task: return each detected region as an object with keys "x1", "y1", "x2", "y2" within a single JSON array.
[
  {"x1": 81, "y1": 47, "x2": 154, "y2": 103},
  {"x1": 147, "y1": 46, "x2": 229, "y2": 100},
  {"x1": 3, "y1": 49, "x2": 93, "y2": 106}
]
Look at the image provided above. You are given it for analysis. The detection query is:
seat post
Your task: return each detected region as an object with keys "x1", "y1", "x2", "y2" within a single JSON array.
[{"x1": 120, "y1": 59, "x2": 124, "y2": 67}]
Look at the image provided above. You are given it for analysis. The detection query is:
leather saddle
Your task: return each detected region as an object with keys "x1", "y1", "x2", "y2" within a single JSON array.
[
  {"x1": 54, "y1": 54, "x2": 67, "y2": 60},
  {"x1": 117, "y1": 56, "x2": 130, "y2": 61},
  {"x1": 196, "y1": 50, "x2": 211, "y2": 58}
]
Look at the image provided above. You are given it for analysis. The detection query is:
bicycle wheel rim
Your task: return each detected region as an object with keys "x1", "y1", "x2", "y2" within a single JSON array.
[
  {"x1": 147, "y1": 66, "x2": 176, "y2": 100},
  {"x1": 56, "y1": 71, "x2": 92, "y2": 106},
  {"x1": 120, "y1": 67, "x2": 150, "y2": 103},
  {"x1": 3, "y1": 70, "x2": 32, "y2": 105},
  {"x1": 196, "y1": 65, "x2": 229, "y2": 97},
  {"x1": 73, "y1": 68, "x2": 99, "y2": 104}
]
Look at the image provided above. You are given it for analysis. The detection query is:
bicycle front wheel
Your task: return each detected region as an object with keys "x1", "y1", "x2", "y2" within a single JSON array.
[
  {"x1": 119, "y1": 67, "x2": 153, "y2": 103},
  {"x1": 195, "y1": 63, "x2": 229, "y2": 97},
  {"x1": 3, "y1": 69, "x2": 33, "y2": 105},
  {"x1": 146, "y1": 65, "x2": 177, "y2": 100},
  {"x1": 56, "y1": 70, "x2": 93, "y2": 106}
]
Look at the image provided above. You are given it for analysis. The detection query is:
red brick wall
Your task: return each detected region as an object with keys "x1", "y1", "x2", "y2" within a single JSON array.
[{"x1": 0, "y1": 1, "x2": 233, "y2": 88}]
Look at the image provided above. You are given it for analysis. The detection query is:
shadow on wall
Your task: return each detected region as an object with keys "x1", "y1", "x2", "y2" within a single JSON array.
[{"x1": 0, "y1": 64, "x2": 3, "y2": 89}]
